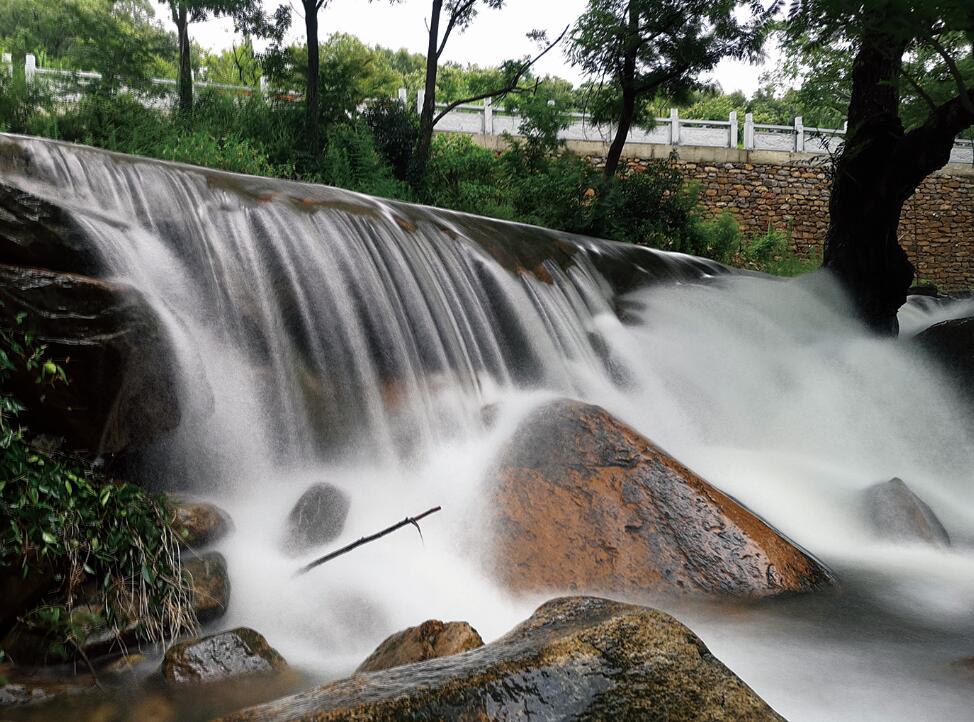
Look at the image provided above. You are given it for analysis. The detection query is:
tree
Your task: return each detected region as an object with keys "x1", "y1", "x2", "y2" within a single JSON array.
[
  {"x1": 299, "y1": 0, "x2": 329, "y2": 152},
  {"x1": 569, "y1": 0, "x2": 770, "y2": 181},
  {"x1": 166, "y1": 0, "x2": 288, "y2": 115},
  {"x1": 783, "y1": 0, "x2": 974, "y2": 332},
  {"x1": 401, "y1": 0, "x2": 566, "y2": 187}
]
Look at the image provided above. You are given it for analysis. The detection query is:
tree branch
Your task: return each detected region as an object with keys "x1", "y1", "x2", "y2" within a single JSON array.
[
  {"x1": 295, "y1": 507, "x2": 442, "y2": 576},
  {"x1": 432, "y1": 25, "x2": 568, "y2": 125},
  {"x1": 923, "y1": 32, "x2": 974, "y2": 116},
  {"x1": 437, "y1": 0, "x2": 477, "y2": 60},
  {"x1": 900, "y1": 67, "x2": 938, "y2": 113}
]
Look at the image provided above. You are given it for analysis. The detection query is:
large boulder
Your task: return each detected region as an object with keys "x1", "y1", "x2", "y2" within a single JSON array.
[
  {"x1": 489, "y1": 399, "x2": 832, "y2": 598},
  {"x1": 217, "y1": 596, "x2": 783, "y2": 721},
  {"x1": 161, "y1": 628, "x2": 287, "y2": 685},
  {"x1": 0, "y1": 264, "x2": 180, "y2": 456},
  {"x1": 863, "y1": 478, "x2": 950, "y2": 546},
  {"x1": 282, "y1": 483, "x2": 350, "y2": 554},
  {"x1": 0, "y1": 182, "x2": 101, "y2": 275},
  {"x1": 169, "y1": 496, "x2": 233, "y2": 549},
  {"x1": 355, "y1": 620, "x2": 484, "y2": 674},
  {"x1": 184, "y1": 551, "x2": 231, "y2": 624},
  {"x1": 914, "y1": 316, "x2": 974, "y2": 408}
]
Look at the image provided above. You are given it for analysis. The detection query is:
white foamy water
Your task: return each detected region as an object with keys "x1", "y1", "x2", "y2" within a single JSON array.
[{"x1": 2, "y1": 134, "x2": 973, "y2": 721}]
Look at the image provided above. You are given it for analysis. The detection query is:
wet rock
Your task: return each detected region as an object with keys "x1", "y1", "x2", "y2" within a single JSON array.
[
  {"x1": 184, "y1": 551, "x2": 231, "y2": 623},
  {"x1": 864, "y1": 478, "x2": 950, "y2": 546},
  {"x1": 169, "y1": 496, "x2": 233, "y2": 549},
  {"x1": 161, "y1": 628, "x2": 287, "y2": 685},
  {"x1": 356, "y1": 620, "x2": 484, "y2": 673},
  {"x1": 216, "y1": 596, "x2": 784, "y2": 722},
  {"x1": 0, "y1": 264, "x2": 181, "y2": 456},
  {"x1": 0, "y1": 662, "x2": 96, "y2": 706},
  {"x1": 0, "y1": 182, "x2": 101, "y2": 275},
  {"x1": 283, "y1": 483, "x2": 350, "y2": 554},
  {"x1": 914, "y1": 316, "x2": 974, "y2": 408},
  {"x1": 489, "y1": 399, "x2": 832, "y2": 598}
]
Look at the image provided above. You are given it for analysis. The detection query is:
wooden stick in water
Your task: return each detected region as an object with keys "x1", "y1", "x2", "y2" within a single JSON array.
[{"x1": 295, "y1": 506, "x2": 442, "y2": 576}]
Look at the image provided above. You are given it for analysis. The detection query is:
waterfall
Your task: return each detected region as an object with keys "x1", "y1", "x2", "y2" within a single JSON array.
[{"x1": 2, "y1": 135, "x2": 974, "y2": 721}]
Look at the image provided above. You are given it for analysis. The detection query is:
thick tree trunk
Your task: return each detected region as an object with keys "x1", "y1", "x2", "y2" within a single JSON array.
[
  {"x1": 823, "y1": 24, "x2": 915, "y2": 334},
  {"x1": 412, "y1": 0, "x2": 444, "y2": 189},
  {"x1": 176, "y1": 7, "x2": 193, "y2": 115},
  {"x1": 304, "y1": 1, "x2": 321, "y2": 154}
]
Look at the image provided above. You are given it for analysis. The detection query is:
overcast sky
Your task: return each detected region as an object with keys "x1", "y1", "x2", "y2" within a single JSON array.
[{"x1": 153, "y1": 0, "x2": 771, "y2": 95}]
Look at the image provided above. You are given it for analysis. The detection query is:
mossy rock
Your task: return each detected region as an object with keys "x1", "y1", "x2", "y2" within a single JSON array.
[{"x1": 216, "y1": 596, "x2": 783, "y2": 721}]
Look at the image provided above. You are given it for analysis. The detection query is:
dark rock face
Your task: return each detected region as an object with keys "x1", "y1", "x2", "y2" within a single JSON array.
[
  {"x1": 0, "y1": 264, "x2": 180, "y2": 456},
  {"x1": 914, "y1": 316, "x2": 974, "y2": 408},
  {"x1": 356, "y1": 620, "x2": 484, "y2": 674},
  {"x1": 490, "y1": 399, "x2": 833, "y2": 598},
  {"x1": 161, "y1": 628, "x2": 287, "y2": 684},
  {"x1": 184, "y1": 551, "x2": 231, "y2": 624},
  {"x1": 0, "y1": 561, "x2": 54, "y2": 639},
  {"x1": 283, "y1": 483, "x2": 350, "y2": 554},
  {"x1": 864, "y1": 478, "x2": 950, "y2": 546},
  {"x1": 217, "y1": 596, "x2": 784, "y2": 722},
  {"x1": 169, "y1": 496, "x2": 233, "y2": 549},
  {"x1": 0, "y1": 182, "x2": 101, "y2": 275}
]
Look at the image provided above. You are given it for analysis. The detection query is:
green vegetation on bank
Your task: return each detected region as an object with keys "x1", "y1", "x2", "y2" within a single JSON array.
[{"x1": 0, "y1": 308, "x2": 195, "y2": 663}]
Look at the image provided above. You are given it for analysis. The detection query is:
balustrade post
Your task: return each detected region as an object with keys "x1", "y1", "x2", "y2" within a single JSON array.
[
  {"x1": 484, "y1": 97, "x2": 493, "y2": 135},
  {"x1": 728, "y1": 111, "x2": 738, "y2": 149},
  {"x1": 794, "y1": 116, "x2": 805, "y2": 152},
  {"x1": 669, "y1": 108, "x2": 680, "y2": 145},
  {"x1": 25, "y1": 53, "x2": 36, "y2": 83},
  {"x1": 744, "y1": 112, "x2": 755, "y2": 150}
]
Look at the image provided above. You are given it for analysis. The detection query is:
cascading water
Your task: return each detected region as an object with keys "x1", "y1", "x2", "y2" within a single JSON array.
[{"x1": 2, "y1": 135, "x2": 973, "y2": 721}]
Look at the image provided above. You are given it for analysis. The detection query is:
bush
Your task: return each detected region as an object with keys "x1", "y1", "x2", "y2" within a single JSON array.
[
  {"x1": 423, "y1": 134, "x2": 513, "y2": 218},
  {"x1": 363, "y1": 98, "x2": 419, "y2": 182},
  {"x1": 0, "y1": 309, "x2": 195, "y2": 661}
]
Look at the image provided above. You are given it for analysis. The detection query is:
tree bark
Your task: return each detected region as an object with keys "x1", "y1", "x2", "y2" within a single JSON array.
[
  {"x1": 411, "y1": 0, "x2": 444, "y2": 189},
  {"x1": 304, "y1": 1, "x2": 321, "y2": 153},
  {"x1": 603, "y1": 1, "x2": 639, "y2": 181},
  {"x1": 176, "y1": 6, "x2": 193, "y2": 115}
]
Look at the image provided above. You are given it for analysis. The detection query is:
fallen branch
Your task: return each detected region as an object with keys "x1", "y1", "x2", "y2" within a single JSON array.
[{"x1": 295, "y1": 506, "x2": 442, "y2": 576}]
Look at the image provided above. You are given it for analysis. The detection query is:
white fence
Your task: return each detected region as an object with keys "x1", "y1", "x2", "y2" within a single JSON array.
[{"x1": 6, "y1": 53, "x2": 973, "y2": 165}]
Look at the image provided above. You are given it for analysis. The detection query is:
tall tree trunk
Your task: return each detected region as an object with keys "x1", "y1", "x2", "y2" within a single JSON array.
[
  {"x1": 823, "y1": 23, "x2": 914, "y2": 334},
  {"x1": 603, "y1": 1, "x2": 639, "y2": 181},
  {"x1": 604, "y1": 86, "x2": 636, "y2": 180},
  {"x1": 411, "y1": 0, "x2": 444, "y2": 190},
  {"x1": 176, "y1": 6, "x2": 193, "y2": 115},
  {"x1": 304, "y1": 1, "x2": 321, "y2": 154}
]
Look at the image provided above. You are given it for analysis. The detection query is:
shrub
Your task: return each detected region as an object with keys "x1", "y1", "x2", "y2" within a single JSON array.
[
  {"x1": 363, "y1": 98, "x2": 419, "y2": 182},
  {"x1": 423, "y1": 134, "x2": 513, "y2": 218},
  {"x1": 0, "y1": 308, "x2": 195, "y2": 662}
]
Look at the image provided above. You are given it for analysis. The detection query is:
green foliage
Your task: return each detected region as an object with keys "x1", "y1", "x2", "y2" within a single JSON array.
[
  {"x1": 739, "y1": 224, "x2": 821, "y2": 276},
  {"x1": 423, "y1": 134, "x2": 512, "y2": 218},
  {"x1": 0, "y1": 308, "x2": 195, "y2": 660},
  {"x1": 593, "y1": 160, "x2": 710, "y2": 255},
  {"x1": 364, "y1": 98, "x2": 420, "y2": 182}
]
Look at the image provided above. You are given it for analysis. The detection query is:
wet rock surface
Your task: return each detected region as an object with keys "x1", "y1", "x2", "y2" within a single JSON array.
[
  {"x1": 216, "y1": 596, "x2": 784, "y2": 722},
  {"x1": 169, "y1": 496, "x2": 233, "y2": 549},
  {"x1": 161, "y1": 628, "x2": 287, "y2": 685},
  {"x1": 490, "y1": 399, "x2": 832, "y2": 597},
  {"x1": 0, "y1": 263, "x2": 180, "y2": 455},
  {"x1": 355, "y1": 620, "x2": 484, "y2": 673},
  {"x1": 864, "y1": 478, "x2": 950, "y2": 546},
  {"x1": 184, "y1": 551, "x2": 231, "y2": 623},
  {"x1": 914, "y1": 316, "x2": 974, "y2": 408},
  {"x1": 283, "y1": 483, "x2": 350, "y2": 554},
  {"x1": 0, "y1": 662, "x2": 97, "y2": 707}
]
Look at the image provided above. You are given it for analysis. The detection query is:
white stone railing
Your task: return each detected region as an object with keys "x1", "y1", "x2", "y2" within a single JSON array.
[{"x1": 6, "y1": 53, "x2": 972, "y2": 165}]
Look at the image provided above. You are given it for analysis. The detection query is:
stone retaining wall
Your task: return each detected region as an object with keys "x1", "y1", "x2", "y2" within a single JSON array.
[{"x1": 607, "y1": 152, "x2": 974, "y2": 291}]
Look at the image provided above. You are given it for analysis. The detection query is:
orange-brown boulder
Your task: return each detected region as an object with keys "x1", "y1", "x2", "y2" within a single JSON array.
[
  {"x1": 489, "y1": 399, "x2": 832, "y2": 598},
  {"x1": 355, "y1": 620, "x2": 484, "y2": 673}
]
